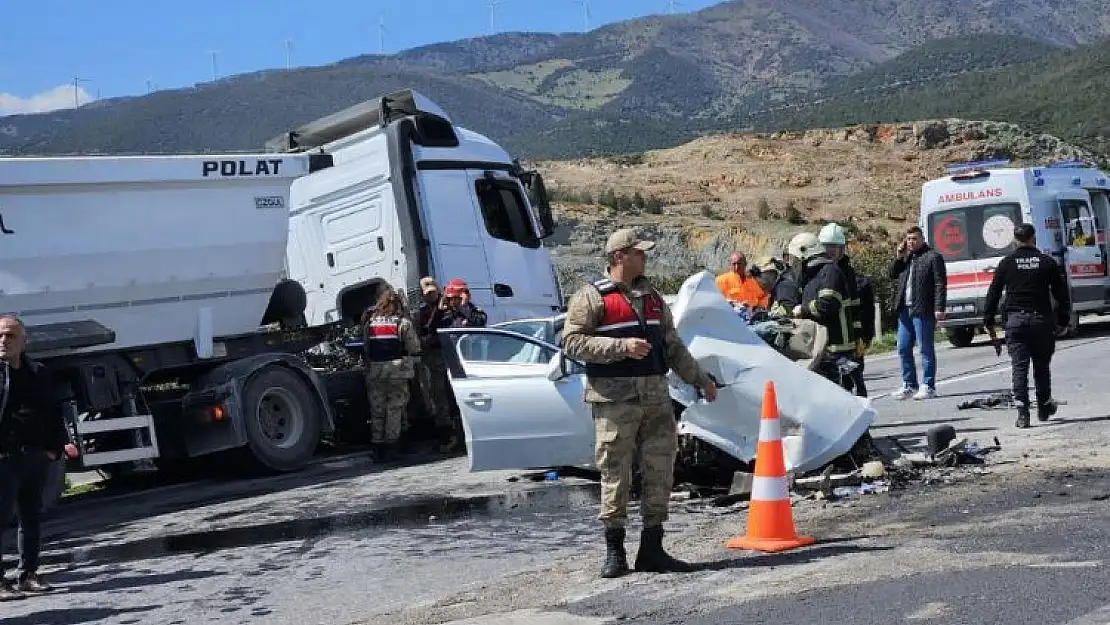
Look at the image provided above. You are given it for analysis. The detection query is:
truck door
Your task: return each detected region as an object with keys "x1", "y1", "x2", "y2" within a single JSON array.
[
  {"x1": 1057, "y1": 192, "x2": 1105, "y2": 308},
  {"x1": 415, "y1": 169, "x2": 495, "y2": 309},
  {"x1": 469, "y1": 171, "x2": 561, "y2": 322}
]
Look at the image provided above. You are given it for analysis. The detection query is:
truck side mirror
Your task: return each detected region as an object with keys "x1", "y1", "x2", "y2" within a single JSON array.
[{"x1": 521, "y1": 170, "x2": 557, "y2": 240}]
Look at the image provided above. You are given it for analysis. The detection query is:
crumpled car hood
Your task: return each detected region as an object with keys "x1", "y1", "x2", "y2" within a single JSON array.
[{"x1": 666, "y1": 271, "x2": 876, "y2": 473}]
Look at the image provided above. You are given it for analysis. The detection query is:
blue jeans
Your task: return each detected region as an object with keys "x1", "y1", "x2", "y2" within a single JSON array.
[{"x1": 896, "y1": 309, "x2": 936, "y2": 390}]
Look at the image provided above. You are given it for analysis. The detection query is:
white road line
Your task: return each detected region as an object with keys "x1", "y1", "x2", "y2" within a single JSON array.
[
  {"x1": 1058, "y1": 603, "x2": 1110, "y2": 625},
  {"x1": 1028, "y1": 560, "x2": 1102, "y2": 569}
]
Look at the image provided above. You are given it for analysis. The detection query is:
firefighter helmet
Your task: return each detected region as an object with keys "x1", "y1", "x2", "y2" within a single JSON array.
[
  {"x1": 818, "y1": 222, "x2": 847, "y2": 246},
  {"x1": 787, "y1": 232, "x2": 823, "y2": 261}
]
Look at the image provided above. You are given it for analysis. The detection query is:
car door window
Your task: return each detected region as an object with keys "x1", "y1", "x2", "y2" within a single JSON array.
[{"x1": 456, "y1": 332, "x2": 557, "y2": 365}]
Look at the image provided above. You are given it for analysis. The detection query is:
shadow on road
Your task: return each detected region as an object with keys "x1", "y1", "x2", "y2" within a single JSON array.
[
  {"x1": 1, "y1": 606, "x2": 160, "y2": 625},
  {"x1": 691, "y1": 535, "x2": 892, "y2": 571}
]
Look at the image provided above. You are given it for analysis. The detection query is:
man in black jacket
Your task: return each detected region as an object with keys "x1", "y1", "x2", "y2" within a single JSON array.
[
  {"x1": 0, "y1": 315, "x2": 66, "y2": 600},
  {"x1": 888, "y1": 226, "x2": 948, "y2": 401},
  {"x1": 982, "y1": 223, "x2": 1070, "y2": 428}
]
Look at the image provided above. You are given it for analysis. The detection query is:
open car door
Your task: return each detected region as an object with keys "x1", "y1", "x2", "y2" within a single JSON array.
[{"x1": 437, "y1": 327, "x2": 595, "y2": 472}]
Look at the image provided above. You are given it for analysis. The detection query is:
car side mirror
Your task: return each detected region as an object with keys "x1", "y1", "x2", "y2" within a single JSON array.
[{"x1": 546, "y1": 351, "x2": 569, "y2": 381}]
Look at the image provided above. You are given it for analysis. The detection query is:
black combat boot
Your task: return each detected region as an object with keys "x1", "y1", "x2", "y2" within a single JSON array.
[
  {"x1": 634, "y1": 526, "x2": 693, "y2": 573},
  {"x1": 1015, "y1": 406, "x2": 1030, "y2": 429},
  {"x1": 1037, "y1": 399, "x2": 1058, "y2": 422},
  {"x1": 600, "y1": 527, "x2": 629, "y2": 579}
]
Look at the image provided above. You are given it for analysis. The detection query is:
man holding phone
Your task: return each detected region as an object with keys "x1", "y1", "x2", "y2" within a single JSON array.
[{"x1": 888, "y1": 226, "x2": 947, "y2": 401}]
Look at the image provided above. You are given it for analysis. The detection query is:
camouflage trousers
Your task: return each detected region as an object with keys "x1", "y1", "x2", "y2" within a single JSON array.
[
  {"x1": 417, "y1": 351, "x2": 459, "y2": 431},
  {"x1": 592, "y1": 400, "x2": 677, "y2": 530},
  {"x1": 365, "y1": 373, "x2": 411, "y2": 444}
]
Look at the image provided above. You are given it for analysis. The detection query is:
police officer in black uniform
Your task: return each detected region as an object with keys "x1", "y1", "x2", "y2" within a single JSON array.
[{"x1": 982, "y1": 223, "x2": 1070, "y2": 428}]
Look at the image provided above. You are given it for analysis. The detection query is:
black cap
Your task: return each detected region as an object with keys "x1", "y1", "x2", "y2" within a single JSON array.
[{"x1": 1014, "y1": 222, "x2": 1036, "y2": 243}]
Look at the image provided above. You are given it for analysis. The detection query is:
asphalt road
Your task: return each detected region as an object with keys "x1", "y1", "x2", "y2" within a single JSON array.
[{"x1": 4, "y1": 319, "x2": 1110, "y2": 625}]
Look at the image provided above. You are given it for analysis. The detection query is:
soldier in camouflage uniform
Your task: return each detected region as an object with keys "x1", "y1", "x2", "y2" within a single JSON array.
[
  {"x1": 415, "y1": 277, "x2": 448, "y2": 420},
  {"x1": 563, "y1": 228, "x2": 718, "y2": 579},
  {"x1": 362, "y1": 287, "x2": 421, "y2": 462}
]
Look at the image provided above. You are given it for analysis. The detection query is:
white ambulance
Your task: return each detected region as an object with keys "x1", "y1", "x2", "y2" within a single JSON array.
[{"x1": 918, "y1": 159, "x2": 1110, "y2": 347}]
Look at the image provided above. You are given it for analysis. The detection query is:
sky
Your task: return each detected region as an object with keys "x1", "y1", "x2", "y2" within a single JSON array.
[{"x1": 0, "y1": 0, "x2": 724, "y2": 116}]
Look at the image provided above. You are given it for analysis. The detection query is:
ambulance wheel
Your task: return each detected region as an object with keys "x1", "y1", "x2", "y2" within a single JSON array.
[
  {"x1": 945, "y1": 327, "x2": 975, "y2": 348},
  {"x1": 1063, "y1": 311, "x2": 1081, "y2": 338}
]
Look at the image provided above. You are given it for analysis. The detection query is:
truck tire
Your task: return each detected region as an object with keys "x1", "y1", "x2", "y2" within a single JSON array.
[
  {"x1": 945, "y1": 326, "x2": 975, "y2": 348},
  {"x1": 241, "y1": 365, "x2": 322, "y2": 473}
]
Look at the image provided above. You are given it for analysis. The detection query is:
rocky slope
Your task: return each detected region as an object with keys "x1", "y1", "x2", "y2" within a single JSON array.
[{"x1": 535, "y1": 118, "x2": 1102, "y2": 294}]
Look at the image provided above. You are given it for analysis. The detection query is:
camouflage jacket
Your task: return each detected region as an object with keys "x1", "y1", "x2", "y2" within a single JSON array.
[
  {"x1": 562, "y1": 274, "x2": 712, "y2": 404},
  {"x1": 364, "y1": 317, "x2": 421, "y2": 381}
]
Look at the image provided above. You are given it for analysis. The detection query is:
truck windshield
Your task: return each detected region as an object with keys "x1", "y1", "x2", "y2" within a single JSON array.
[{"x1": 926, "y1": 202, "x2": 1021, "y2": 262}]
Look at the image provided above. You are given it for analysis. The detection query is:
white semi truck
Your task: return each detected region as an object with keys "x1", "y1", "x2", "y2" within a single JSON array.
[{"x1": 0, "y1": 89, "x2": 561, "y2": 500}]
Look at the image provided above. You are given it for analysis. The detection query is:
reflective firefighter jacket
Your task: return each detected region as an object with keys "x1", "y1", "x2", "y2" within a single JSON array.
[{"x1": 800, "y1": 257, "x2": 860, "y2": 354}]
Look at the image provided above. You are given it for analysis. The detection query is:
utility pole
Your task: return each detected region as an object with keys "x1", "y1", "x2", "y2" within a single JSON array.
[
  {"x1": 72, "y1": 74, "x2": 92, "y2": 108},
  {"x1": 208, "y1": 49, "x2": 220, "y2": 81},
  {"x1": 573, "y1": 0, "x2": 591, "y2": 32},
  {"x1": 487, "y1": 0, "x2": 502, "y2": 34}
]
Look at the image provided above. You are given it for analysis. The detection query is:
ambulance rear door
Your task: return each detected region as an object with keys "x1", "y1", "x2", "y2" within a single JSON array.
[{"x1": 1055, "y1": 188, "x2": 1105, "y2": 311}]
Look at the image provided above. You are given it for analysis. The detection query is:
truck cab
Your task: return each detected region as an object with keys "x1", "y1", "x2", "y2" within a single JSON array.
[
  {"x1": 920, "y1": 159, "x2": 1110, "y2": 346},
  {"x1": 268, "y1": 89, "x2": 563, "y2": 328}
]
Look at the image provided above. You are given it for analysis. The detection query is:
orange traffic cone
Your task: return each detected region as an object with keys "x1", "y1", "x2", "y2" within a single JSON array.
[{"x1": 725, "y1": 380, "x2": 816, "y2": 553}]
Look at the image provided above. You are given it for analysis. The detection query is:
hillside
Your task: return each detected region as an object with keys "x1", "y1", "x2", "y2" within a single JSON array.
[
  {"x1": 535, "y1": 118, "x2": 1101, "y2": 302},
  {"x1": 3, "y1": 0, "x2": 1109, "y2": 159},
  {"x1": 749, "y1": 36, "x2": 1110, "y2": 156}
]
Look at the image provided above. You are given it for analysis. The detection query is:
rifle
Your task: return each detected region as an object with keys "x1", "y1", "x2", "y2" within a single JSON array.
[{"x1": 985, "y1": 324, "x2": 1003, "y2": 357}]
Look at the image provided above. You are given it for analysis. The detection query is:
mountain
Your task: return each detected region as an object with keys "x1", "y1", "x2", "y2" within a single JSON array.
[
  {"x1": 749, "y1": 35, "x2": 1110, "y2": 158},
  {"x1": 2, "y1": 0, "x2": 1109, "y2": 159}
]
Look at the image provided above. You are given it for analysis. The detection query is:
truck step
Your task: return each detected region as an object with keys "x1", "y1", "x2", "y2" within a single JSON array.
[{"x1": 74, "y1": 413, "x2": 161, "y2": 467}]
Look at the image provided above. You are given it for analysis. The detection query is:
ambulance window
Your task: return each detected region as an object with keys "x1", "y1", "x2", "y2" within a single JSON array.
[
  {"x1": 1060, "y1": 199, "x2": 1096, "y2": 247},
  {"x1": 475, "y1": 178, "x2": 541, "y2": 250},
  {"x1": 927, "y1": 202, "x2": 1021, "y2": 261}
]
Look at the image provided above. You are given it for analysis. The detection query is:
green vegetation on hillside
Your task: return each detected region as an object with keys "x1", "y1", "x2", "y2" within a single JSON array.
[{"x1": 751, "y1": 36, "x2": 1110, "y2": 157}]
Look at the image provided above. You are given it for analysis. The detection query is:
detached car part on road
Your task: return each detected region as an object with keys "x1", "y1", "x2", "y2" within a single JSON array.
[{"x1": 439, "y1": 271, "x2": 877, "y2": 477}]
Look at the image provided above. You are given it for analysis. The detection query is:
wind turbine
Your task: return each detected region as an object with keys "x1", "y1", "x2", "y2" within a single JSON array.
[
  {"x1": 573, "y1": 0, "x2": 591, "y2": 32},
  {"x1": 72, "y1": 74, "x2": 92, "y2": 108},
  {"x1": 284, "y1": 38, "x2": 294, "y2": 69},
  {"x1": 666, "y1": 0, "x2": 682, "y2": 14},
  {"x1": 208, "y1": 49, "x2": 221, "y2": 81},
  {"x1": 146, "y1": 78, "x2": 156, "y2": 94},
  {"x1": 487, "y1": 0, "x2": 503, "y2": 34},
  {"x1": 378, "y1": 16, "x2": 388, "y2": 53}
]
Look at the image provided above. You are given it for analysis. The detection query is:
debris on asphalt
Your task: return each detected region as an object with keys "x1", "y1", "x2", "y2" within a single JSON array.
[{"x1": 957, "y1": 392, "x2": 1069, "y2": 411}]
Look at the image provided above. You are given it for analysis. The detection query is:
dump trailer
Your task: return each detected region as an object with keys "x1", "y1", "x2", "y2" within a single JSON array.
[{"x1": 0, "y1": 151, "x2": 352, "y2": 502}]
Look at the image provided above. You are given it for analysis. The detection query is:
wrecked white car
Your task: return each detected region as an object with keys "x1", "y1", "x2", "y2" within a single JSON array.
[{"x1": 437, "y1": 271, "x2": 876, "y2": 478}]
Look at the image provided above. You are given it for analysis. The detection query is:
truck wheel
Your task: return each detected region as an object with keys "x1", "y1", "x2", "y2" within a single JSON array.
[
  {"x1": 241, "y1": 366, "x2": 322, "y2": 472},
  {"x1": 945, "y1": 327, "x2": 975, "y2": 348}
]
